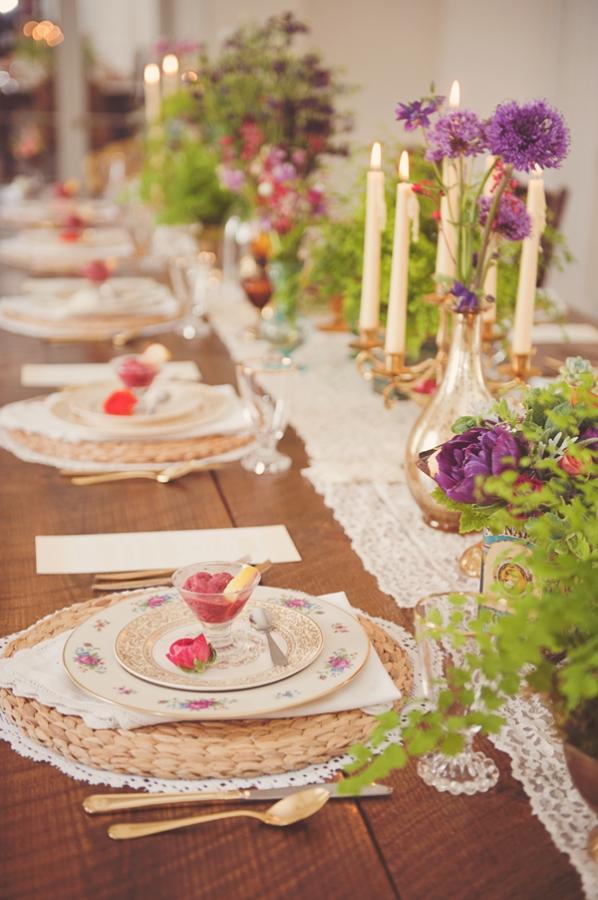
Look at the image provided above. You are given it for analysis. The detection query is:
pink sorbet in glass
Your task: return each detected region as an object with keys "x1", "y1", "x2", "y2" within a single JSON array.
[
  {"x1": 181, "y1": 571, "x2": 251, "y2": 624},
  {"x1": 116, "y1": 356, "x2": 157, "y2": 389}
]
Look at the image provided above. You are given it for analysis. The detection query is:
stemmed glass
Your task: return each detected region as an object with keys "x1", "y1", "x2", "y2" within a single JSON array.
[
  {"x1": 169, "y1": 252, "x2": 214, "y2": 340},
  {"x1": 414, "y1": 591, "x2": 500, "y2": 795},
  {"x1": 236, "y1": 355, "x2": 296, "y2": 475},
  {"x1": 172, "y1": 561, "x2": 261, "y2": 659}
]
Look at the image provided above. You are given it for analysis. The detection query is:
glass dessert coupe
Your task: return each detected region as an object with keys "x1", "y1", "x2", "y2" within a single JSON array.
[
  {"x1": 113, "y1": 354, "x2": 160, "y2": 397},
  {"x1": 172, "y1": 562, "x2": 262, "y2": 659}
]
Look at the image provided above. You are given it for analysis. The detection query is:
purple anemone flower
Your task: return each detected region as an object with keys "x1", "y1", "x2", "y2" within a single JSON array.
[
  {"x1": 452, "y1": 281, "x2": 480, "y2": 314},
  {"x1": 478, "y1": 193, "x2": 531, "y2": 241},
  {"x1": 486, "y1": 99, "x2": 570, "y2": 172},
  {"x1": 426, "y1": 109, "x2": 488, "y2": 161},
  {"x1": 435, "y1": 425, "x2": 526, "y2": 504},
  {"x1": 395, "y1": 96, "x2": 443, "y2": 131}
]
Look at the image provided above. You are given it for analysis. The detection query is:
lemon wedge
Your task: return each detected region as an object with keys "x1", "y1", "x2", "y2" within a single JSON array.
[
  {"x1": 224, "y1": 564, "x2": 259, "y2": 598},
  {"x1": 142, "y1": 343, "x2": 171, "y2": 366}
]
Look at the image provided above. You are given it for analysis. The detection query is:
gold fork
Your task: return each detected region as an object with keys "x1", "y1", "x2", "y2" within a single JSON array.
[{"x1": 62, "y1": 460, "x2": 226, "y2": 486}]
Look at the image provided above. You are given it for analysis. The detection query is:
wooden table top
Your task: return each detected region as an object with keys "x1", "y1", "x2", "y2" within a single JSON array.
[{"x1": 1, "y1": 323, "x2": 595, "y2": 900}]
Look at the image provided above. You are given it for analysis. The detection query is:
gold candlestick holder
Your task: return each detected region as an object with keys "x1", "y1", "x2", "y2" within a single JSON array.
[
  {"x1": 369, "y1": 351, "x2": 438, "y2": 408},
  {"x1": 493, "y1": 349, "x2": 541, "y2": 392},
  {"x1": 349, "y1": 328, "x2": 383, "y2": 380}
]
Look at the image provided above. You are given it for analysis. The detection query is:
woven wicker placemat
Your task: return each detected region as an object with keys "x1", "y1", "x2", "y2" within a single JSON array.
[
  {"x1": 0, "y1": 592, "x2": 412, "y2": 779},
  {"x1": 8, "y1": 428, "x2": 252, "y2": 464}
]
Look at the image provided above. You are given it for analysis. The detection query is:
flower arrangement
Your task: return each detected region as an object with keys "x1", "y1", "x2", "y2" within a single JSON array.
[
  {"x1": 427, "y1": 357, "x2": 597, "y2": 534},
  {"x1": 395, "y1": 90, "x2": 570, "y2": 310},
  {"x1": 342, "y1": 385, "x2": 598, "y2": 791},
  {"x1": 140, "y1": 92, "x2": 235, "y2": 227}
]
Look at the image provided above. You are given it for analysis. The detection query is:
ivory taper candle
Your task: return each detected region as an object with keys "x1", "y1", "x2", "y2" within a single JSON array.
[
  {"x1": 435, "y1": 81, "x2": 461, "y2": 292},
  {"x1": 358, "y1": 142, "x2": 386, "y2": 332},
  {"x1": 385, "y1": 151, "x2": 417, "y2": 356},
  {"x1": 161, "y1": 54, "x2": 179, "y2": 97},
  {"x1": 143, "y1": 63, "x2": 161, "y2": 123},
  {"x1": 512, "y1": 165, "x2": 546, "y2": 355}
]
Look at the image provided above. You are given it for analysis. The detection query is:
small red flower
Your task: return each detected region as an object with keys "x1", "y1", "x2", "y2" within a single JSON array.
[
  {"x1": 166, "y1": 634, "x2": 215, "y2": 672},
  {"x1": 412, "y1": 378, "x2": 437, "y2": 395},
  {"x1": 60, "y1": 227, "x2": 82, "y2": 243},
  {"x1": 103, "y1": 390, "x2": 137, "y2": 416},
  {"x1": 559, "y1": 453, "x2": 586, "y2": 476}
]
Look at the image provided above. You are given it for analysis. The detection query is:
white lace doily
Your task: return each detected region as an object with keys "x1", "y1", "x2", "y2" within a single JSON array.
[{"x1": 210, "y1": 284, "x2": 598, "y2": 897}]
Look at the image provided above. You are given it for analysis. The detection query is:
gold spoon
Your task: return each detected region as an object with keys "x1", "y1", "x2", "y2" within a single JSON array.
[{"x1": 108, "y1": 786, "x2": 330, "y2": 840}]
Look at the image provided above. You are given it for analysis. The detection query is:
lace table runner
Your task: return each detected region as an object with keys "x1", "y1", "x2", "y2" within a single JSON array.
[{"x1": 210, "y1": 285, "x2": 598, "y2": 897}]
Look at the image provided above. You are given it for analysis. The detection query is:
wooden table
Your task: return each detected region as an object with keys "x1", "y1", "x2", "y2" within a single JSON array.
[{"x1": 1, "y1": 325, "x2": 594, "y2": 900}]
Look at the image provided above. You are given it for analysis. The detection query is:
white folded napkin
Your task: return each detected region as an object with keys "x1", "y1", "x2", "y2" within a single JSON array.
[
  {"x1": 21, "y1": 361, "x2": 201, "y2": 387},
  {"x1": 35, "y1": 524, "x2": 300, "y2": 574},
  {"x1": 0, "y1": 591, "x2": 400, "y2": 729}
]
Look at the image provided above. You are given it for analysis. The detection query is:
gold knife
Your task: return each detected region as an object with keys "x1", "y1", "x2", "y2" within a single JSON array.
[{"x1": 83, "y1": 783, "x2": 391, "y2": 814}]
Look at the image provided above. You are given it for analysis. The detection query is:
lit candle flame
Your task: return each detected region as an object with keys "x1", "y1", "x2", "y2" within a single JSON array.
[
  {"x1": 144, "y1": 63, "x2": 160, "y2": 85},
  {"x1": 398, "y1": 150, "x2": 409, "y2": 181},
  {"x1": 162, "y1": 54, "x2": 179, "y2": 76},
  {"x1": 370, "y1": 141, "x2": 382, "y2": 170},
  {"x1": 448, "y1": 80, "x2": 460, "y2": 108},
  {"x1": 533, "y1": 163, "x2": 543, "y2": 176}
]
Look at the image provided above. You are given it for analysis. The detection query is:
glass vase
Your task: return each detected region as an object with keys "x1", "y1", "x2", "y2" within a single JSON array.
[
  {"x1": 405, "y1": 309, "x2": 494, "y2": 532},
  {"x1": 260, "y1": 256, "x2": 307, "y2": 354}
]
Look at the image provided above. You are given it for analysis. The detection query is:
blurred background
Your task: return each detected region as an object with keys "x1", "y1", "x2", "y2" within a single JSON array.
[{"x1": 0, "y1": 0, "x2": 596, "y2": 315}]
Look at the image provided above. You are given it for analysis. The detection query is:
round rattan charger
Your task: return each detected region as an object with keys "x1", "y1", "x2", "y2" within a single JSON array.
[{"x1": 0, "y1": 592, "x2": 412, "y2": 779}]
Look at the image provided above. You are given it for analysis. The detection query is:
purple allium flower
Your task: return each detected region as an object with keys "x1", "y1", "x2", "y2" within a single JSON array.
[
  {"x1": 395, "y1": 96, "x2": 443, "y2": 131},
  {"x1": 219, "y1": 166, "x2": 246, "y2": 192},
  {"x1": 426, "y1": 109, "x2": 488, "y2": 161},
  {"x1": 435, "y1": 425, "x2": 526, "y2": 504},
  {"x1": 452, "y1": 281, "x2": 480, "y2": 314},
  {"x1": 478, "y1": 193, "x2": 531, "y2": 241},
  {"x1": 486, "y1": 99, "x2": 570, "y2": 171}
]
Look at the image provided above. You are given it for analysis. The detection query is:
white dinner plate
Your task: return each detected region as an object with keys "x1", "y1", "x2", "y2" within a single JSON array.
[
  {"x1": 49, "y1": 385, "x2": 235, "y2": 438},
  {"x1": 114, "y1": 598, "x2": 324, "y2": 691},
  {"x1": 63, "y1": 586, "x2": 371, "y2": 720},
  {"x1": 67, "y1": 381, "x2": 207, "y2": 427}
]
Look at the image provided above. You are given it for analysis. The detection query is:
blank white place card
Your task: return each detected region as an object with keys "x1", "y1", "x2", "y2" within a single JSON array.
[
  {"x1": 35, "y1": 526, "x2": 301, "y2": 574},
  {"x1": 21, "y1": 361, "x2": 201, "y2": 388}
]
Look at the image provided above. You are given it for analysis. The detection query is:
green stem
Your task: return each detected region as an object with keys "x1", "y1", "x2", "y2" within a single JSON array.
[{"x1": 473, "y1": 165, "x2": 512, "y2": 291}]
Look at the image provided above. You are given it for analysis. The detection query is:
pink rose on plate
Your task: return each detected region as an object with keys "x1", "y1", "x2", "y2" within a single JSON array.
[{"x1": 166, "y1": 634, "x2": 216, "y2": 673}]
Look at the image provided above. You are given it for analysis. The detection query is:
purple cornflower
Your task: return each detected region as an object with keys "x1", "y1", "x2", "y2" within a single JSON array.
[
  {"x1": 478, "y1": 193, "x2": 531, "y2": 241},
  {"x1": 486, "y1": 99, "x2": 570, "y2": 171},
  {"x1": 452, "y1": 281, "x2": 480, "y2": 314},
  {"x1": 395, "y1": 96, "x2": 443, "y2": 131},
  {"x1": 426, "y1": 109, "x2": 488, "y2": 161}
]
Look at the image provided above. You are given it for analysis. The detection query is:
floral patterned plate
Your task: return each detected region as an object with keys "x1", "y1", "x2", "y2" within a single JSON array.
[
  {"x1": 114, "y1": 598, "x2": 324, "y2": 691},
  {"x1": 62, "y1": 586, "x2": 370, "y2": 720}
]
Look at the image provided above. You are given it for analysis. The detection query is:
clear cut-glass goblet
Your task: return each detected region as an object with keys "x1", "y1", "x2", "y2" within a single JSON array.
[
  {"x1": 236, "y1": 355, "x2": 295, "y2": 475},
  {"x1": 414, "y1": 591, "x2": 500, "y2": 795}
]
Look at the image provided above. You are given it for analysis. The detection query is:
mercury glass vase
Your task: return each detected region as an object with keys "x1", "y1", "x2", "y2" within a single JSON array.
[{"x1": 405, "y1": 310, "x2": 494, "y2": 531}]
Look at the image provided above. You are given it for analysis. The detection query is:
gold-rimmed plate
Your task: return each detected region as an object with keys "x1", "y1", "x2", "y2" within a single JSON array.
[
  {"x1": 62, "y1": 586, "x2": 371, "y2": 720},
  {"x1": 114, "y1": 599, "x2": 323, "y2": 692}
]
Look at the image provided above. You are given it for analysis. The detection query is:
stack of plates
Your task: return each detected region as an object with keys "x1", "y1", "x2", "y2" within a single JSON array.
[
  {"x1": 63, "y1": 588, "x2": 371, "y2": 720},
  {"x1": 0, "y1": 227, "x2": 134, "y2": 273},
  {"x1": 51, "y1": 381, "x2": 236, "y2": 439}
]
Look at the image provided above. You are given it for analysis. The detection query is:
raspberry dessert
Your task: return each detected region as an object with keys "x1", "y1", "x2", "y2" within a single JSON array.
[
  {"x1": 172, "y1": 562, "x2": 261, "y2": 654},
  {"x1": 82, "y1": 260, "x2": 110, "y2": 284},
  {"x1": 115, "y1": 355, "x2": 158, "y2": 390}
]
